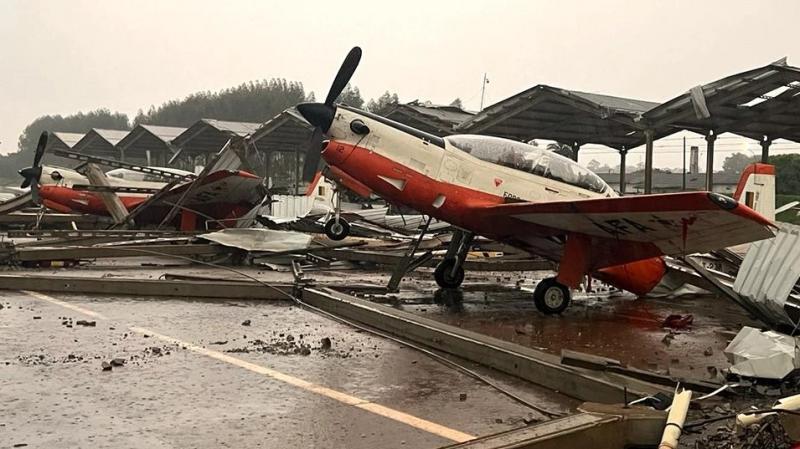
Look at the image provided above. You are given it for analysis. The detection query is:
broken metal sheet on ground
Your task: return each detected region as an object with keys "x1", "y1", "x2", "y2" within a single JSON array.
[
  {"x1": 198, "y1": 228, "x2": 311, "y2": 253},
  {"x1": 724, "y1": 326, "x2": 800, "y2": 379},
  {"x1": 733, "y1": 222, "x2": 800, "y2": 328}
]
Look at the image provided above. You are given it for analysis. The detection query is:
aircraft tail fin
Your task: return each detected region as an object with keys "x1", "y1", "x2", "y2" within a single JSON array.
[{"x1": 733, "y1": 163, "x2": 775, "y2": 222}]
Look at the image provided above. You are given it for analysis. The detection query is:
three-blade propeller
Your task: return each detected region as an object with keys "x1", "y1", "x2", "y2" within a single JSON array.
[
  {"x1": 19, "y1": 132, "x2": 48, "y2": 190},
  {"x1": 297, "y1": 46, "x2": 362, "y2": 183}
]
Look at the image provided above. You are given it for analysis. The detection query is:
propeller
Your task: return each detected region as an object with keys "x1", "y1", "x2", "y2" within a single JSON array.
[
  {"x1": 19, "y1": 132, "x2": 48, "y2": 189},
  {"x1": 297, "y1": 46, "x2": 362, "y2": 183}
]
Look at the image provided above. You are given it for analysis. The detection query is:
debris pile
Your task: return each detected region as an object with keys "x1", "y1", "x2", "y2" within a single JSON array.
[{"x1": 692, "y1": 415, "x2": 792, "y2": 449}]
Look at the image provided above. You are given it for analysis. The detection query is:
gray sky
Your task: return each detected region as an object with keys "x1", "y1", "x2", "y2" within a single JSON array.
[{"x1": 1, "y1": 0, "x2": 799, "y2": 169}]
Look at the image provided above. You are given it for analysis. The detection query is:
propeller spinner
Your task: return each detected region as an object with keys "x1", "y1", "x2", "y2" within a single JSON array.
[{"x1": 297, "y1": 46, "x2": 362, "y2": 183}]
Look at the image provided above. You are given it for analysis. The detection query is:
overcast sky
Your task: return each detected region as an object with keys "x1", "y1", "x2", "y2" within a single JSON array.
[{"x1": 1, "y1": 0, "x2": 798, "y2": 169}]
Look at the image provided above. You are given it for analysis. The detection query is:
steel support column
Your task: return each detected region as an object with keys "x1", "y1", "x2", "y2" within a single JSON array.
[
  {"x1": 618, "y1": 148, "x2": 627, "y2": 196},
  {"x1": 761, "y1": 136, "x2": 772, "y2": 163},
  {"x1": 705, "y1": 131, "x2": 716, "y2": 191},
  {"x1": 643, "y1": 130, "x2": 654, "y2": 194},
  {"x1": 572, "y1": 142, "x2": 581, "y2": 162}
]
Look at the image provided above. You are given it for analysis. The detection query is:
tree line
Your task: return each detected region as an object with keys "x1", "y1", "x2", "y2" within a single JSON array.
[{"x1": 0, "y1": 79, "x2": 401, "y2": 181}]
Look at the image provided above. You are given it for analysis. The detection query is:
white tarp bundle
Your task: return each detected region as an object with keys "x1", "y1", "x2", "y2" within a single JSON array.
[
  {"x1": 199, "y1": 228, "x2": 312, "y2": 253},
  {"x1": 724, "y1": 326, "x2": 800, "y2": 379}
]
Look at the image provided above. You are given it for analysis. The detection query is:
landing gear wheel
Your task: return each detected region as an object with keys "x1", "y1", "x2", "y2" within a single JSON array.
[
  {"x1": 533, "y1": 277, "x2": 571, "y2": 314},
  {"x1": 434, "y1": 258, "x2": 465, "y2": 289},
  {"x1": 324, "y1": 218, "x2": 350, "y2": 241}
]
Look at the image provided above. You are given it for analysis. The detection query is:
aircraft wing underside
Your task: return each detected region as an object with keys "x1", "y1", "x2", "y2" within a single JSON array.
[{"x1": 477, "y1": 191, "x2": 775, "y2": 267}]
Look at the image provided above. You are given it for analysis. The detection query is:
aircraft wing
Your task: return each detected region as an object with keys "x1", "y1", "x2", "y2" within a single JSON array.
[{"x1": 480, "y1": 192, "x2": 775, "y2": 257}]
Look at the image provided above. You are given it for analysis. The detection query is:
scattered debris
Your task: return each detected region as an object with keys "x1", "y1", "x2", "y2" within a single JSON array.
[
  {"x1": 110, "y1": 358, "x2": 126, "y2": 367},
  {"x1": 663, "y1": 314, "x2": 694, "y2": 330},
  {"x1": 320, "y1": 337, "x2": 332, "y2": 350},
  {"x1": 725, "y1": 327, "x2": 800, "y2": 380},
  {"x1": 692, "y1": 415, "x2": 792, "y2": 449},
  {"x1": 241, "y1": 319, "x2": 251, "y2": 326},
  {"x1": 101, "y1": 361, "x2": 112, "y2": 371},
  {"x1": 75, "y1": 320, "x2": 96, "y2": 327}
]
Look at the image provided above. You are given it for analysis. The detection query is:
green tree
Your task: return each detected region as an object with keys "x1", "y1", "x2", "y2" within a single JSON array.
[
  {"x1": 449, "y1": 98, "x2": 464, "y2": 109},
  {"x1": 546, "y1": 142, "x2": 573, "y2": 158},
  {"x1": 722, "y1": 152, "x2": 757, "y2": 174},
  {"x1": 770, "y1": 153, "x2": 800, "y2": 195},
  {"x1": 366, "y1": 91, "x2": 399, "y2": 116},
  {"x1": 587, "y1": 159, "x2": 601, "y2": 172},
  {"x1": 0, "y1": 109, "x2": 130, "y2": 181},
  {"x1": 134, "y1": 78, "x2": 307, "y2": 126},
  {"x1": 336, "y1": 84, "x2": 364, "y2": 109}
]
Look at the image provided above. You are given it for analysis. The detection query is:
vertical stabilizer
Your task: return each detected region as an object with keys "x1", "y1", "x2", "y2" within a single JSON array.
[{"x1": 733, "y1": 163, "x2": 775, "y2": 222}]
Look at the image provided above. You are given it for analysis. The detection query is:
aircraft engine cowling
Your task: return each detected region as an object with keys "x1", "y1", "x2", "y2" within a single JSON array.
[{"x1": 595, "y1": 257, "x2": 667, "y2": 296}]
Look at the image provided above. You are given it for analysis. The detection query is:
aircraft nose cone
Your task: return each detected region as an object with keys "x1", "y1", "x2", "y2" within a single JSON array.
[{"x1": 297, "y1": 103, "x2": 335, "y2": 132}]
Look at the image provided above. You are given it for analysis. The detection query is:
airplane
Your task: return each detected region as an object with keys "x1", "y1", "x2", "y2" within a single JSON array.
[
  {"x1": 17, "y1": 133, "x2": 265, "y2": 230},
  {"x1": 296, "y1": 47, "x2": 775, "y2": 314}
]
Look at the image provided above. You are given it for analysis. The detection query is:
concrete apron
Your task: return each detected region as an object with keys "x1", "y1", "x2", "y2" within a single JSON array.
[{"x1": 301, "y1": 288, "x2": 671, "y2": 404}]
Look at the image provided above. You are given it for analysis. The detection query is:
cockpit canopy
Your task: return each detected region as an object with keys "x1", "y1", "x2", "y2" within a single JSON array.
[{"x1": 444, "y1": 135, "x2": 609, "y2": 194}]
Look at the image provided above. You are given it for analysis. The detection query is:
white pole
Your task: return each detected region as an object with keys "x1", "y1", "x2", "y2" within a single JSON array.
[
  {"x1": 479, "y1": 73, "x2": 487, "y2": 112},
  {"x1": 659, "y1": 389, "x2": 692, "y2": 449}
]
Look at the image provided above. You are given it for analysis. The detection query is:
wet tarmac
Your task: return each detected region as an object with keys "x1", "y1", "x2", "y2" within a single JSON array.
[
  {"x1": 0, "y1": 283, "x2": 574, "y2": 449},
  {"x1": 0, "y1": 255, "x2": 768, "y2": 448},
  {"x1": 392, "y1": 269, "x2": 760, "y2": 382}
]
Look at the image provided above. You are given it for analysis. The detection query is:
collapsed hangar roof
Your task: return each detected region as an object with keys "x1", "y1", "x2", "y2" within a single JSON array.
[
  {"x1": 384, "y1": 101, "x2": 474, "y2": 137},
  {"x1": 641, "y1": 58, "x2": 800, "y2": 143},
  {"x1": 456, "y1": 85, "x2": 661, "y2": 150}
]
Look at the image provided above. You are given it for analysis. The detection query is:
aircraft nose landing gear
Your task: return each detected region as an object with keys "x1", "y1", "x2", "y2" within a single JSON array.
[
  {"x1": 324, "y1": 217, "x2": 350, "y2": 240},
  {"x1": 533, "y1": 277, "x2": 571, "y2": 314},
  {"x1": 324, "y1": 186, "x2": 350, "y2": 241}
]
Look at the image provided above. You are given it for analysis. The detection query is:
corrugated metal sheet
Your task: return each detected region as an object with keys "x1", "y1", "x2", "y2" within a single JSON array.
[
  {"x1": 734, "y1": 223, "x2": 800, "y2": 326},
  {"x1": 268, "y1": 194, "x2": 317, "y2": 219}
]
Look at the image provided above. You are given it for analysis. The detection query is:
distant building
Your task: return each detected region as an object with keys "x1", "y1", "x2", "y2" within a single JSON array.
[
  {"x1": 116, "y1": 124, "x2": 186, "y2": 166},
  {"x1": 71, "y1": 129, "x2": 130, "y2": 161},
  {"x1": 599, "y1": 169, "x2": 739, "y2": 195}
]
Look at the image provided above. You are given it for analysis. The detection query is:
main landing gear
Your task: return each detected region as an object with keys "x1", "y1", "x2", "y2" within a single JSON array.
[
  {"x1": 324, "y1": 187, "x2": 350, "y2": 241},
  {"x1": 434, "y1": 229, "x2": 474, "y2": 289},
  {"x1": 532, "y1": 277, "x2": 571, "y2": 314}
]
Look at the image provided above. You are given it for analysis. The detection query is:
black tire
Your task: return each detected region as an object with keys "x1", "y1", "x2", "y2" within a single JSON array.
[
  {"x1": 434, "y1": 259, "x2": 465, "y2": 289},
  {"x1": 324, "y1": 218, "x2": 350, "y2": 241},
  {"x1": 533, "y1": 278, "x2": 571, "y2": 314}
]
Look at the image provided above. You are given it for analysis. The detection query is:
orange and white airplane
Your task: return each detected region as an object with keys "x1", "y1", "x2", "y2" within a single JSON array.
[
  {"x1": 297, "y1": 47, "x2": 775, "y2": 314},
  {"x1": 18, "y1": 133, "x2": 264, "y2": 229}
]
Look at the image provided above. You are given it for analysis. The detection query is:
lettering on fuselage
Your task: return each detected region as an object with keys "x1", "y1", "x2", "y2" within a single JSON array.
[
  {"x1": 502, "y1": 191, "x2": 526, "y2": 203},
  {"x1": 590, "y1": 218, "x2": 656, "y2": 237}
]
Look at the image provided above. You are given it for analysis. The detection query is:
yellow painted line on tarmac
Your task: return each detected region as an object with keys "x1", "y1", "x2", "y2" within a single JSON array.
[
  {"x1": 21, "y1": 290, "x2": 476, "y2": 443},
  {"x1": 22, "y1": 290, "x2": 108, "y2": 320}
]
